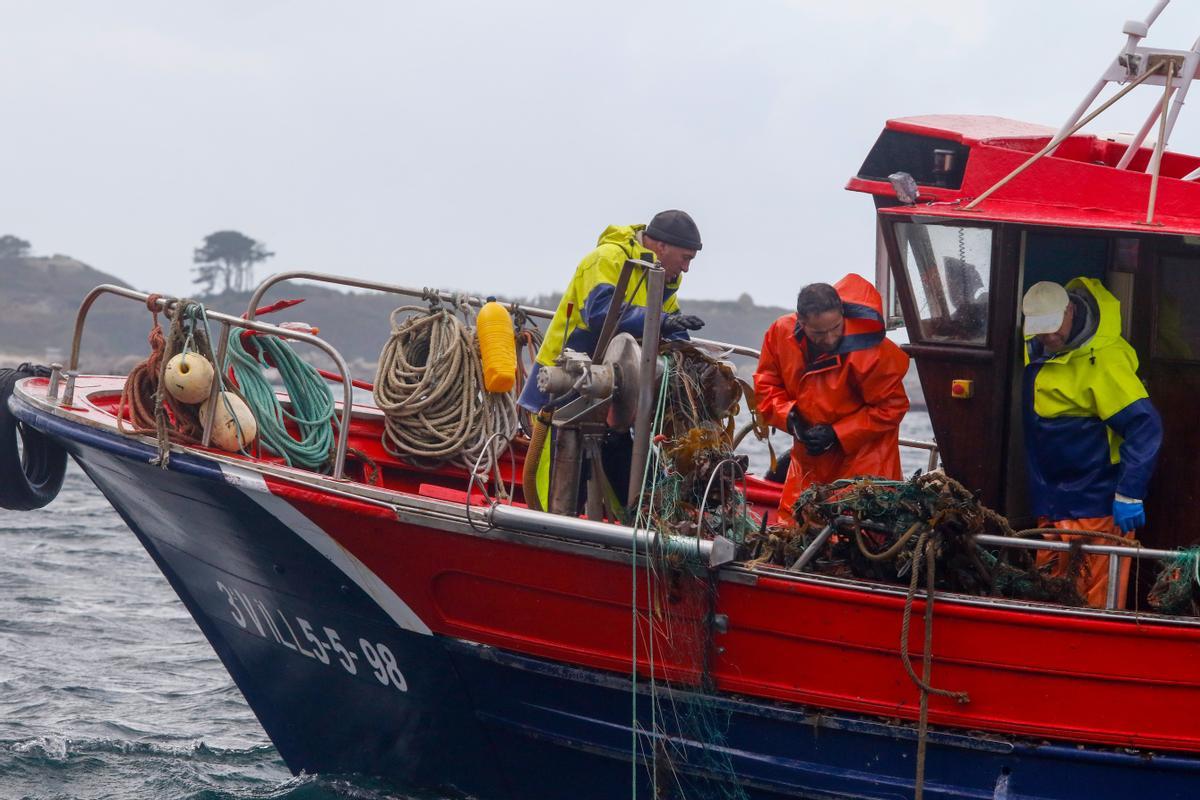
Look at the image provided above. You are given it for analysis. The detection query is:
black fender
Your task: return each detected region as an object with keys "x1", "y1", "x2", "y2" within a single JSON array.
[{"x1": 0, "y1": 364, "x2": 67, "y2": 510}]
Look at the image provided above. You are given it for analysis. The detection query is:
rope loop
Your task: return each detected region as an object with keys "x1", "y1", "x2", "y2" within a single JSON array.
[
  {"x1": 373, "y1": 302, "x2": 518, "y2": 473},
  {"x1": 227, "y1": 328, "x2": 336, "y2": 470}
]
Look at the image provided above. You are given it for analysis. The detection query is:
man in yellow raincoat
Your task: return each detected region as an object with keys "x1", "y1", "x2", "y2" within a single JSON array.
[
  {"x1": 518, "y1": 210, "x2": 704, "y2": 509},
  {"x1": 1022, "y1": 278, "x2": 1162, "y2": 608}
]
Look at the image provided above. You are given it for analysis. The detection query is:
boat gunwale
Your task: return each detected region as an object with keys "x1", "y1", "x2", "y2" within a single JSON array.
[{"x1": 12, "y1": 375, "x2": 1200, "y2": 632}]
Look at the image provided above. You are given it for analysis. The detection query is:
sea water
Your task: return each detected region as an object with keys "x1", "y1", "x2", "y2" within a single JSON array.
[{"x1": 0, "y1": 413, "x2": 934, "y2": 800}]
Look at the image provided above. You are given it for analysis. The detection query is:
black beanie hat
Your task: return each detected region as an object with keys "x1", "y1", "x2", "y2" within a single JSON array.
[{"x1": 645, "y1": 209, "x2": 702, "y2": 251}]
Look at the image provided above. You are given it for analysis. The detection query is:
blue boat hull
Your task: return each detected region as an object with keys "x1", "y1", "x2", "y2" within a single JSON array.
[{"x1": 14, "y1": 396, "x2": 1200, "y2": 799}]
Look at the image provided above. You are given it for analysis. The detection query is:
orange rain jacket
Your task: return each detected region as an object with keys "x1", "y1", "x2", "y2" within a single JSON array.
[{"x1": 754, "y1": 274, "x2": 910, "y2": 524}]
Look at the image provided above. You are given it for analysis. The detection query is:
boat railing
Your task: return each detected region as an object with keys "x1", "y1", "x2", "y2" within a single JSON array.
[
  {"x1": 249, "y1": 272, "x2": 942, "y2": 465},
  {"x1": 58, "y1": 284, "x2": 355, "y2": 479},
  {"x1": 854, "y1": 519, "x2": 1177, "y2": 611},
  {"x1": 900, "y1": 438, "x2": 940, "y2": 472},
  {"x1": 244, "y1": 269, "x2": 763, "y2": 357},
  {"x1": 980, "y1": 534, "x2": 1180, "y2": 611}
]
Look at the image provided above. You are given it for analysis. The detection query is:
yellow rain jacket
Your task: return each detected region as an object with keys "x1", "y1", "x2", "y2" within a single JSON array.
[
  {"x1": 1022, "y1": 277, "x2": 1162, "y2": 519},
  {"x1": 518, "y1": 223, "x2": 685, "y2": 412}
]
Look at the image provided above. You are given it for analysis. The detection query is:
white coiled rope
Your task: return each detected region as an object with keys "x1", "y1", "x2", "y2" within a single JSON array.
[{"x1": 373, "y1": 296, "x2": 517, "y2": 475}]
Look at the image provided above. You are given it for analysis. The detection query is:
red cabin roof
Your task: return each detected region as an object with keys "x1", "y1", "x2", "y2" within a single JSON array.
[{"x1": 847, "y1": 114, "x2": 1200, "y2": 236}]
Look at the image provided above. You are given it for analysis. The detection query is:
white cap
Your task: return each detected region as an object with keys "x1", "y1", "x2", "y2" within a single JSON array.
[{"x1": 1022, "y1": 281, "x2": 1069, "y2": 335}]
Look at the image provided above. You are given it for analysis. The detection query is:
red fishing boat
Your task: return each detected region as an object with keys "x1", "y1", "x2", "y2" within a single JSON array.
[{"x1": 6, "y1": 3, "x2": 1200, "y2": 798}]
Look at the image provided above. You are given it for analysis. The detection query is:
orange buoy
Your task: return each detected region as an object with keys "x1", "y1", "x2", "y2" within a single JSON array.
[{"x1": 477, "y1": 297, "x2": 516, "y2": 393}]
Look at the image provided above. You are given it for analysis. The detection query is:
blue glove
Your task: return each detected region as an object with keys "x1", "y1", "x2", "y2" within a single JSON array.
[{"x1": 1112, "y1": 498, "x2": 1145, "y2": 533}]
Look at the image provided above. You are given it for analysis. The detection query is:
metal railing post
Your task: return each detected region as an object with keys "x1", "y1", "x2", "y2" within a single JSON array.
[
  {"x1": 66, "y1": 285, "x2": 354, "y2": 479},
  {"x1": 1106, "y1": 555, "x2": 1123, "y2": 609},
  {"x1": 628, "y1": 264, "x2": 666, "y2": 509}
]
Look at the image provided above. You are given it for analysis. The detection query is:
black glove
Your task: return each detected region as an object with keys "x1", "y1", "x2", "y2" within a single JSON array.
[
  {"x1": 786, "y1": 408, "x2": 807, "y2": 440},
  {"x1": 801, "y1": 424, "x2": 838, "y2": 456},
  {"x1": 661, "y1": 313, "x2": 705, "y2": 335}
]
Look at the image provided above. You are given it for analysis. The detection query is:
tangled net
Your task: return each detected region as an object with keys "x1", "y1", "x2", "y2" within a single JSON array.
[
  {"x1": 743, "y1": 472, "x2": 1088, "y2": 605},
  {"x1": 1148, "y1": 548, "x2": 1200, "y2": 615},
  {"x1": 624, "y1": 341, "x2": 755, "y2": 800},
  {"x1": 635, "y1": 342, "x2": 761, "y2": 548}
]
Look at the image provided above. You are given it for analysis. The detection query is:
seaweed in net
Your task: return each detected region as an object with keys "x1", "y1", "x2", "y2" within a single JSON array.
[
  {"x1": 1148, "y1": 547, "x2": 1200, "y2": 615},
  {"x1": 742, "y1": 472, "x2": 1087, "y2": 606},
  {"x1": 623, "y1": 343, "x2": 757, "y2": 799},
  {"x1": 643, "y1": 343, "x2": 760, "y2": 545}
]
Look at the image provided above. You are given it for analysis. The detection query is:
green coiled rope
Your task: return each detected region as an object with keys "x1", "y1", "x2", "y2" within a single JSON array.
[{"x1": 227, "y1": 329, "x2": 336, "y2": 470}]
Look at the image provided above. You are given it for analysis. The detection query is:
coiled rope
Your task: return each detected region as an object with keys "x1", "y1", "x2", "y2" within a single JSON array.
[
  {"x1": 373, "y1": 294, "x2": 517, "y2": 473},
  {"x1": 227, "y1": 330, "x2": 336, "y2": 470},
  {"x1": 118, "y1": 297, "x2": 218, "y2": 467}
]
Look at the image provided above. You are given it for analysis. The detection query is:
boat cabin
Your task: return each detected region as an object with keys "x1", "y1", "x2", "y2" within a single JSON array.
[{"x1": 847, "y1": 114, "x2": 1200, "y2": 590}]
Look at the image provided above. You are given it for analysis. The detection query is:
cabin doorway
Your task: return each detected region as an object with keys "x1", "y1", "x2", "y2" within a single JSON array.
[
  {"x1": 1137, "y1": 239, "x2": 1200, "y2": 557},
  {"x1": 1002, "y1": 230, "x2": 1117, "y2": 526}
]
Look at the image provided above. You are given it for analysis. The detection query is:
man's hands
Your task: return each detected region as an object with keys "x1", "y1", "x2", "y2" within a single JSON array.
[
  {"x1": 786, "y1": 408, "x2": 838, "y2": 456},
  {"x1": 801, "y1": 424, "x2": 839, "y2": 456},
  {"x1": 661, "y1": 313, "x2": 705, "y2": 335},
  {"x1": 786, "y1": 408, "x2": 807, "y2": 440}
]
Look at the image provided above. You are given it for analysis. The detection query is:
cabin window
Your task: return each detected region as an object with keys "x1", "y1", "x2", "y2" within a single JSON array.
[
  {"x1": 894, "y1": 222, "x2": 992, "y2": 345},
  {"x1": 1154, "y1": 254, "x2": 1200, "y2": 361}
]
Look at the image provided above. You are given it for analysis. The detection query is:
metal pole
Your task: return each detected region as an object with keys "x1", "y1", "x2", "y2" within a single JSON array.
[
  {"x1": 245, "y1": 270, "x2": 761, "y2": 360},
  {"x1": 590, "y1": 260, "x2": 635, "y2": 364},
  {"x1": 1047, "y1": 0, "x2": 1171, "y2": 153},
  {"x1": 583, "y1": 426, "x2": 606, "y2": 521},
  {"x1": 790, "y1": 525, "x2": 834, "y2": 572},
  {"x1": 487, "y1": 503, "x2": 735, "y2": 567},
  {"x1": 201, "y1": 321, "x2": 230, "y2": 449},
  {"x1": 1049, "y1": 79, "x2": 1108, "y2": 157},
  {"x1": 627, "y1": 265, "x2": 666, "y2": 509},
  {"x1": 548, "y1": 426, "x2": 582, "y2": 516},
  {"x1": 1106, "y1": 555, "x2": 1122, "y2": 609},
  {"x1": 1145, "y1": 61, "x2": 1175, "y2": 224},
  {"x1": 1115, "y1": 92, "x2": 1171, "y2": 170},
  {"x1": 967, "y1": 61, "x2": 1166, "y2": 211},
  {"x1": 972, "y1": 533, "x2": 1172, "y2": 560}
]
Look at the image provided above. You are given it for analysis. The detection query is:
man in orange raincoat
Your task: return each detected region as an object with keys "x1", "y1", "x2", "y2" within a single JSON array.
[{"x1": 754, "y1": 274, "x2": 910, "y2": 524}]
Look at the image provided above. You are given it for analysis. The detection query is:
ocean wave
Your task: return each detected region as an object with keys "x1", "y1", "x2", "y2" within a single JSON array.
[
  {"x1": 2, "y1": 734, "x2": 279, "y2": 763},
  {"x1": 0, "y1": 737, "x2": 439, "y2": 800}
]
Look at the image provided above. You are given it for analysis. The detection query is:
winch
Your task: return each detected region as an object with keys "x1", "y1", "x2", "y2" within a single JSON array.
[{"x1": 535, "y1": 332, "x2": 651, "y2": 519}]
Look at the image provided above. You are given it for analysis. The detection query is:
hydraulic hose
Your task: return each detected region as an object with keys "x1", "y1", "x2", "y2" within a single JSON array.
[{"x1": 522, "y1": 410, "x2": 553, "y2": 512}]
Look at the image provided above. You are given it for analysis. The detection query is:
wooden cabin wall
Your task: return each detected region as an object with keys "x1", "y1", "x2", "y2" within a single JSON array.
[{"x1": 1132, "y1": 237, "x2": 1200, "y2": 557}]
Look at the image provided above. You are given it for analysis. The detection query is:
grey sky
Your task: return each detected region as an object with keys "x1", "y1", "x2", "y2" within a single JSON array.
[{"x1": 2, "y1": 1, "x2": 1197, "y2": 304}]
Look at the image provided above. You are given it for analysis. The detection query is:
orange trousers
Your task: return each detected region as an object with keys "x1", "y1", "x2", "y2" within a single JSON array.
[{"x1": 1035, "y1": 516, "x2": 1135, "y2": 609}]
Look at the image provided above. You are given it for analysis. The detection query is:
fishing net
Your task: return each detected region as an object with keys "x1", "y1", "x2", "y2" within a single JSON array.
[
  {"x1": 1148, "y1": 547, "x2": 1200, "y2": 615},
  {"x1": 742, "y1": 472, "x2": 1088, "y2": 606},
  {"x1": 623, "y1": 343, "x2": 759, "y2": 800},
  {"x1": 635, "y1": 342, "x2": 761, "y2": 547}
]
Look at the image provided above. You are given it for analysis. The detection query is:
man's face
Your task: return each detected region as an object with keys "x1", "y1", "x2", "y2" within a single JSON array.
[
  {"x1": 799, "y1": 309, "x2": 845, "y2": 354},
  {"x1": 656, "y1": 243, "x2": 697, "y2": 282},
  {"x1": 1034, "y1": 302, "x2": 1074, "y2": 354}
]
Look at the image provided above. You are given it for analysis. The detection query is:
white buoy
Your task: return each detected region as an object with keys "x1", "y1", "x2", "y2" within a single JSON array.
[
  {"x1": 201, "y1": 392, "x2": 258, "y2": 452},
  {"x1": 163, "y1": 353, "x2": 215, "y2": 404}
]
